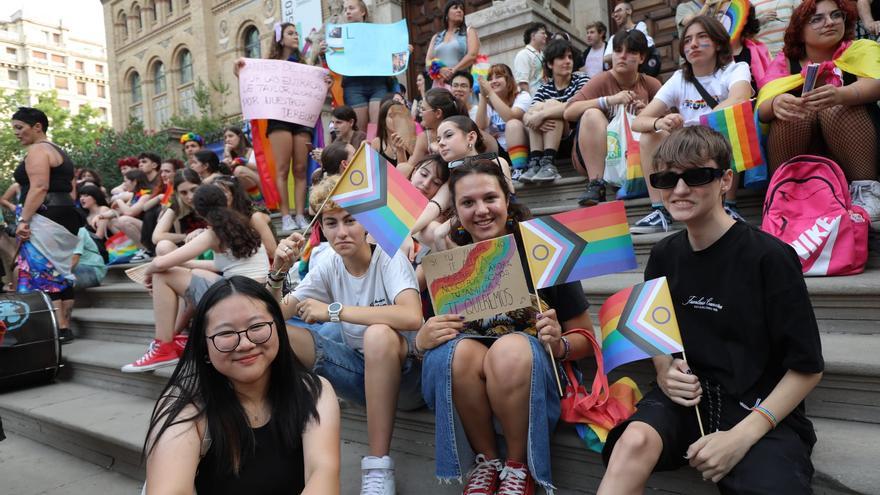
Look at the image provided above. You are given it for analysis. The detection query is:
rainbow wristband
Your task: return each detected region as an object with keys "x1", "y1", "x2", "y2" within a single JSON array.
[{"x1": 752, "y1": 405, "x2": 778, "y2": 429}]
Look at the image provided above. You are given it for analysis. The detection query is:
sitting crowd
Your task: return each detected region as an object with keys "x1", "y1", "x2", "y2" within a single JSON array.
[{"x1": 5, "y1": 0, "x2": 877, "y2": 493}]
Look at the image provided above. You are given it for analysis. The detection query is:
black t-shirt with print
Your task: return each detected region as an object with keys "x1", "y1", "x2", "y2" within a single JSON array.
[{"x1": 645, "y1": 222, "x2": 824, "y2": 443}]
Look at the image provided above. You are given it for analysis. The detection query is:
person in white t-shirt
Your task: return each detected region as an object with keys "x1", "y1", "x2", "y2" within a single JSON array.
[
  {"x1": 579, "y1": 21, "x2": 608, "y2": 77},
  {"x1": 631, "y1": 16, "x2": 752, "y2": 234},
  {"x1": 513, "y1": 22, "x2": 548, "y2": 95},
  {"x1": 474, "y1": 63, "x2": 532, "y2": 174},
  {"x1": 269, "y1": 176, "x2": 423, "y2": 495}
]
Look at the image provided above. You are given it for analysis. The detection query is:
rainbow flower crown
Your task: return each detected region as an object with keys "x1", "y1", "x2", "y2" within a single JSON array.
[{"x1": 179, "y1": 132, "x2": 204, "y2": 145}]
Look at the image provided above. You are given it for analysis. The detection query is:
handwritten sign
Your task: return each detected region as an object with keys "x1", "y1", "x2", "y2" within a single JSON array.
[
  {"x1": 238, "y1": 58, "x2": 328, "y2": 126},
  {"x1": 423, "y1": 235, "x2": 531, "y2": 322},
  {"x1": 325, "y1": 20, "x2": 410, "y2": 76}
]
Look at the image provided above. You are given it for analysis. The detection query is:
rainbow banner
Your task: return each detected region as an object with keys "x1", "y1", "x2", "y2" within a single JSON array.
[
  {"x1": 599, "y1": 277, "x2": 684, "y2": 373},
  {"x1": 330, "y1": 143, "x2": 428, "y2": 256},
  {"x1": 518, "y1": 201, "x2": 637, "y2": 290},
  {"x1": 105, "y1": 231, "x2": 138, "y2": 265},
  {"x1": 423, "y1": 234, "x2": 531, "y2": 321},
  {"x1": 699, "y1": 100, "x2": 764, "y2": 173},
  {"x1": 250, "y1": 119, "x2": 281, "y2": 210},
  {"x1": 721, "y1": 0, "x2": 749, "y2": 42},
  {"x1": 616, "y1": 112, "x2": 648, "y2": 199},
  {"x1": 160, "y1": 183, "x2": 174, "y2": 208}
]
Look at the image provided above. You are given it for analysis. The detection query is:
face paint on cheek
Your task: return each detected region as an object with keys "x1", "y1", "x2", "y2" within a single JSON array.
[{"x1": 699, "y1": 43, "x2": 712, "y2": 49}]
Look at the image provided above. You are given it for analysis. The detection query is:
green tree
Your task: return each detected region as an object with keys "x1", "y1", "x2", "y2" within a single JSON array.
[{"x1": 1, "y1": 89, "x2": 106, "y2": 191}]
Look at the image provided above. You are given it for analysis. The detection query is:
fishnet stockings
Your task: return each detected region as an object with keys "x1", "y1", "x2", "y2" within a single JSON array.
[{"x1": 768, "y1": 104, "x2": 878, "y2": 181}]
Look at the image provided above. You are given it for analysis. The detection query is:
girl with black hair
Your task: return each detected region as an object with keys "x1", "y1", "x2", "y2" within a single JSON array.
[
  {"x1": 233, "y1": 22, "x2": 330, "y2": 232},
  {"x1": 212, "y1": 175, "x2": 277, "y2": 258},
  {"x1": 144, "y1": 276, "x2": 340, "y2": 494},
  {"x1": 123, "y1": 184, "x2": 270, "y2": 373},
  {"x1": 191, "y1": 149, "x2": 229, "y2": 184},
  {"x1": 425, "y1": 0, "x2": 481, "y2": 87},
  {"x1": 330, "y1": 105, "x2": 366, "y2": 148},
  {"x1": 102, "y1": 169, "x2": 156, "y2": 259},
  {"x1": 405, "y1": 88, "x2": 467, "y2": 176},
  {"x1": 416, "y1": 159, "x2": 594, "y2": 494}
]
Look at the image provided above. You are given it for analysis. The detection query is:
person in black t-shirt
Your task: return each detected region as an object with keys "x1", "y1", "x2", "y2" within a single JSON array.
[{"x1": 598, "y1": 126, "x2": 824, "y2": 493}]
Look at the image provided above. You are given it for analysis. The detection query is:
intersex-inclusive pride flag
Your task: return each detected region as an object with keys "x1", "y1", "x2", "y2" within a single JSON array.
[
  {"x1": 699, "y1": 100, "x2": 764, "y2": 173},
  {"x1": 330, "y1": 143, "x2": 428, "y2": 256},
  {"x1": 518, "y1": 201, "x2": 637, "y2": 290},
  {"x1": 599, "y1": 277, "x2": 684, "y2": 373}
]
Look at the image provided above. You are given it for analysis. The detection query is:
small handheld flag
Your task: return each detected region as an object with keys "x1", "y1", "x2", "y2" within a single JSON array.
[
  {"x1": 518, "y1": 201, "x2": 637, "y2": 290},
  {"x1": 598, "y1": 277, "x2": 683, "y2": 373},
  {"x1": 721, "y1": 0, "x2": 749, "y2": 42},
  {"x1": 330, "y1": 143, "x2": 429, "y2": 256},
  {"x1": 699, "y1": 100, "x2": 764, "y2": 173}
]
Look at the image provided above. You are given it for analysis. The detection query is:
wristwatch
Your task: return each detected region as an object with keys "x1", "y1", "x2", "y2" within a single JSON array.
[{"x1": 328, "y1": 302, "x2": 343, "y2": 322}]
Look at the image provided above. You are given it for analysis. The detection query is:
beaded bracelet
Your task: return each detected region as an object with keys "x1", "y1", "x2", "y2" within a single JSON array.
[
  {"x1": 752, "y1": 404, "x2": 778, "y2": 429},
  {"x1": 559, "y1": 335, "x2": 571, "y2": 361}
]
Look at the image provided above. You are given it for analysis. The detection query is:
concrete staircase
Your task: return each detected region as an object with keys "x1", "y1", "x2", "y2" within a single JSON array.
[{"x1": 1, "y1": 168, "x2": 878, "y2": 494}]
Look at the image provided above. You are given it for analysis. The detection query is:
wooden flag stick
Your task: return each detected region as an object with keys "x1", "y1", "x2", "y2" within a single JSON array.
[
  {"x1": 535, "y1": 295, "x2": 564, "y2": 398},
  {"x1": 681, "y1": 349, "x2": 707, "y2": 437}
]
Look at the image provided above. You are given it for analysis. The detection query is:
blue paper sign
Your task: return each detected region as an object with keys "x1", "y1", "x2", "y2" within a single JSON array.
[{"x1": 325, "y1": 20, "x2": 410, "y2": 77}]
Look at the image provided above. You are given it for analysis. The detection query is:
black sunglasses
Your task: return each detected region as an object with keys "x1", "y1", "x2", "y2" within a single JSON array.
[
  {"x1": 448, "y1": 152, "x2": 499, "y2": 169},
  {"x1": 649, "y1": 167, "x2": 725, "y2": 189}
]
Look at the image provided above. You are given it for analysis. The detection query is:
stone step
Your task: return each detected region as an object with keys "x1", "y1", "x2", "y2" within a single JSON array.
[
  {"x1": 59, "y1": 339, "x2": 171, "y2": 400},
  {"x1": 70, "y1": 308, "x2": 155, "y2": 343},
  {"x1": 0, "y1": 382, "x2": 151, "y2": 480},
  {"x1": 78, "y1": 283, "x2": 152, "y2": 310}
]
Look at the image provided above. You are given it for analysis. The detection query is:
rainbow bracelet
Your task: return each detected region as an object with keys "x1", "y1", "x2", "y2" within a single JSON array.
[{"x1": 752, "y1": 404, "x2": 778, "y2": 429}]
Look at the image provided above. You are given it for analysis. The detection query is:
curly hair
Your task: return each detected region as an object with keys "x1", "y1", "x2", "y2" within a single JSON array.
[
  {"x1": 117, "y1": 156, "x2": 139, "y2": 170},
  {"x1": 212, "y1": 175, "x2": 254, "y2": 217},
  {"x1": 448, "y1": 159, "x2": 531, "y2": 246},
  {"x1": 783, "y1": 0, "x2": 856, "y2": 62},
  {"x1": 193, "y1": 184, "x2": 261, "y2": 259},
  {"x1": 308, "y1": 174, "x2": 342, "y2": 217},
  {"x1": 679, "y1": 16, "x2": 733, "y2": 83}
]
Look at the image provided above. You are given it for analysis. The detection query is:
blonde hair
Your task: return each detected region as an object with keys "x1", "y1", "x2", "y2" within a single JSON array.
[
  {"x1": 309, "y1": 174, "x2": 342, "y2": 216},
  {"x1": 345, "y1": 0, "x2": 370, "y2": 22}
]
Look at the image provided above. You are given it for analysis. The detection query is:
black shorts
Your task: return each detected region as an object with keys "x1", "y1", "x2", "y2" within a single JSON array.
[
  {"x1": 602, "y1": 387, "x2": 815, "y2": 494},
  {"x1": 266, "y1": 119, "x2": 314, "y2": 138}
]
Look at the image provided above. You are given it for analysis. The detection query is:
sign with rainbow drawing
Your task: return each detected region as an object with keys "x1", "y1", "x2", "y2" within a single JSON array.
[{"x1": 422, "y1": 235, "x2": 531, "y2": 322}]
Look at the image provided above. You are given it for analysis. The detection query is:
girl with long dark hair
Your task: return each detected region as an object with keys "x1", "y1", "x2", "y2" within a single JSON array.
[
  {"x1": 123, "y1": 184, "x2": 270, "y2": 373},
  {"x1": 404, "y1": 88, "x2": 467, "y2": 176},
  {"x1": 416, "y1": 159, "x2": 594, "y2": 494},
  {"x1": 213, "y1": 175, "x2": 278, "y2": 258},
  {"x1": 191, "y1": 149, "x2": 229, "y2": 184},
  {"x1": 222, "y1": 126, "x2": 265, "y2": 206},
  {"x1": 144, "y1": 276, "x2": 340, "y2": 494},
  {"x1": 424, "y1": 0, "x2": 481, "y2": 87},
  {"x1": 233, "y1": 22, "x2": 329, "y2": 231}
]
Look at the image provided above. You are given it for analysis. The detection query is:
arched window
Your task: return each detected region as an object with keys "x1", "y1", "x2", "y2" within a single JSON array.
[
  {"x1": 177, "y1": 49, "x2": 195, "y2": 115},
  {"x1": 243, "y1": 26, "x2": 261, "y2": 58},
  {"x1": 133, "y1": 5, "x2": 143, "y2": 31},
  {"x1": 118, "y1": 12, "x2": 129, "y2": 41},
  {"x1": 152, "y1": 61, "x2": 169, "y2": 126},
  {"x1": 129, "y1": 71, "x2": 143, "y2": 122}
]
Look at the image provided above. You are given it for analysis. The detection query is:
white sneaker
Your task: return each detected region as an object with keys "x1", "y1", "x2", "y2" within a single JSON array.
[
  {"x1": 360, "y1": 455, "x2": 395, "y2": 495},
  {"x1": 850, "y1": 180, "x2": 880, "y2": 224},
  {"x1": 281, "y1": 215, "x2": 296, "y2": 232},
  {"x1": 294, "y1": 214, "x2": 310, "y2": 230}
]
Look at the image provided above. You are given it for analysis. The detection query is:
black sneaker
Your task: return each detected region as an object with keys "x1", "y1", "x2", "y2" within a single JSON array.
[
  {"x1": 58, "y1": 328, "x2": 75, "y2": 344},
  {"x1": 578, "y1": 179, "x2": 607, "y2": 206}
]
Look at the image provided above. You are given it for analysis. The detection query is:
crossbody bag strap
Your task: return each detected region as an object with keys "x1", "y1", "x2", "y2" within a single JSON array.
[{"x1": 691, "y1": 77, "x2": 719, "y2": 109}]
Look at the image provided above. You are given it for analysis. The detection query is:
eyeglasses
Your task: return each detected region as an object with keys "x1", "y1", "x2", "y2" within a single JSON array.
[
  {"x1": 448, "y1": 152, "x2": 499, "y2": 169},
  {"x1": 206, "y1": 321, "x2": 274, "y2": 353},
  {"x1": 808, "y1": 10, "x2": 845, "y2": 29},
  {"x1": 649, "y1": 167, "x2": 725, "y2": 189}
]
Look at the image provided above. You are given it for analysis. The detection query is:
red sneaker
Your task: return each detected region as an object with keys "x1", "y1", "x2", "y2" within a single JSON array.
[
  {"x1": 496, "y1": 460, "x2": 534, "y2": 495},
  {"x1": 173, "y1": 334, "x2": 189, "y2": 356},
  {"x1": 121, "y1": 339, "x2": 179, "y2": 373},
  {"x1": 463, "y1": 454, "x2": 502, "y2": 495}
]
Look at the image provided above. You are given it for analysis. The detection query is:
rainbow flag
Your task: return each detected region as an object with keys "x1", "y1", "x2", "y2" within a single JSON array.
[
  {"x1": 599, "y1": 277, "x2": 684, "y2": 373},
  {"x1": 330, "y1": 143, "x2": 428, "y2": 256},
  {"x1": 722, "y1": 0, "x2": 749, "y2": 42},
  {"x1": 160, "y1": 183, "x2": 174, "y2": 208},
  {"x1": 616, "y1": 112, "x2": 647, "y2": 199},
  {"x1": 250, "y1": 119, "x2": 281, "y2": 210},
  {"x1": 699, "y1": 100, "x2": 764, "y2": 173},
  {"x1": 105, "y1": 231, "x2": 138, "y2": 265},
  {"x1": 518, "y1": 201, "x2": 637, "y2": 290}
]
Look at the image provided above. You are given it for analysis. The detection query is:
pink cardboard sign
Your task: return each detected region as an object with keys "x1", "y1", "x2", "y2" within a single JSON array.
[{"x1": 238, "y1": 58, "x2": 328, "y2": 126}]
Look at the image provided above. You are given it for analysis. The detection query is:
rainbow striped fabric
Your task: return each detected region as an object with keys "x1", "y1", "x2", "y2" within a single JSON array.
[
  {"x1": 250, "y1": 119, "x2": 281, "y2": 210},
  {"x1": 330, "y1": 143, "x2": 428, "y2": 256},
  {"x1": 105, "y1": 231, "x2": 138, "y2": 265},
  {"x1": 699, "y1": 100, "x2": 764, "y2": 173},
  {"x1": 518, "y1": 201, "x2": 637, "y2": 290},
  {"x1": 598, "y1": 277, "x2": 684, "y2": 373},
  {"x1": 160, "y1": 183, "x2": 174, "y2": 208}
]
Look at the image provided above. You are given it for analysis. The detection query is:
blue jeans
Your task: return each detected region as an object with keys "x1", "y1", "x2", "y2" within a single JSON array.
[
  {"x1": 343, "y1": 76, "x2": 389, "y2": 108},
  {"x1": 421, "y1": 333, "x2": 561, "y2": 492},
  {"x1": 306, "y1": 323, "x2": 424, "y2": 411},
  {"x1": 72, "y1": 265, "x2": 101, "y2": 289}
]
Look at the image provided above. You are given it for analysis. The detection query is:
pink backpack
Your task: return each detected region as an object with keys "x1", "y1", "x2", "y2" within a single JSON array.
[{"x1": 761, "y1": 155, "x2": 869, "y2": 276}]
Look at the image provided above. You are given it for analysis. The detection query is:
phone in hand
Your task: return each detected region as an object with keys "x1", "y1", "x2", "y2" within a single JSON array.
[{"x1": 803, "y1": 63, "x2": 820, "y2": 93}]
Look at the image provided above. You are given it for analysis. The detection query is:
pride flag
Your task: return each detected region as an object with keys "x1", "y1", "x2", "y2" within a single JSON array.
[
  {"x1": 518, "y1": 201, "x2": 637, "y2": 290},
  {"x1": 699, "y1": 100, "x2": 764, "y2": 173},
  {"x1": 250, "y1": 119, "x2": 282, "y2": 210},
  {"x1": 330, "y1": 143, "x2": 428, "y2": 256},
  {"x1": 722, "y1": 0, "x2": 749, "y2": 41},
  {"x1": 159, "y1": 183, "x2": 174, "y2": 208},
  {"x1": 105, "y1": 231, "x2": 138, "y2": 265},
  {"x1": 616, "y1": 112, "x2": 647, "y2": 199},
  {"x1": 598, "y1": 277, "x2": 684, "y2": 373}
]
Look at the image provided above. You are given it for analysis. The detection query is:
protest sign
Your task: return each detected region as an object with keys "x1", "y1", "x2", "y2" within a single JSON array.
[
  {"x1": 281, "y1": 0, "x2": 323, "y2": 49},
  {"x1": 423, "y1": 235, "x2": 531, "y2": 322},
  {"x1": 238, "y1": 58, "x2": 328, "y2": 126},
  {"x1": 325, "y1": 20, "x2": 410, "y2": 76}
]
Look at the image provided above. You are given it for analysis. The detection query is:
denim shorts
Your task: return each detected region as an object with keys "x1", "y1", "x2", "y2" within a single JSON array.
[
  {"x1": 307, "y1": 323, "x2": 424, "y2": 411},
  {"x1": 73, "y1": 265, "x2": 101, "y2": 289},
  {"x1": 343, "y1": 76, "x2": 389, "y2": 108}
]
